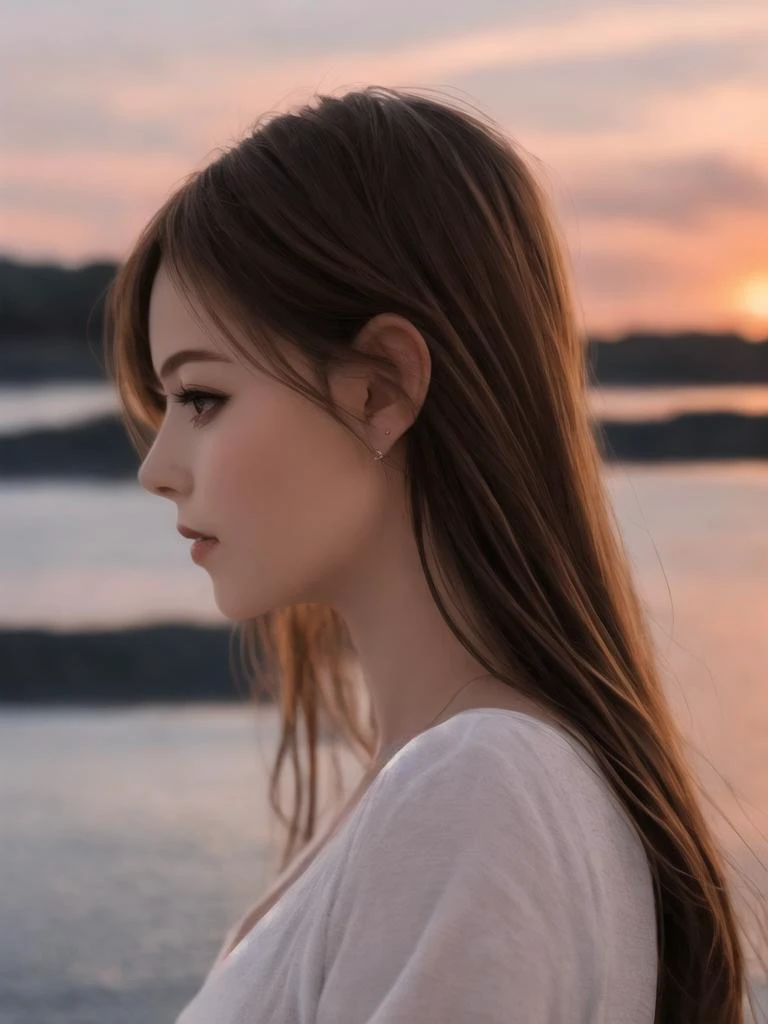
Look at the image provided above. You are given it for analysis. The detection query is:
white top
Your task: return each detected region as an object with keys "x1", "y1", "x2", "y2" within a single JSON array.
[{"x1": 176, "y1": 709, "x2": 658, "y2": 1023}]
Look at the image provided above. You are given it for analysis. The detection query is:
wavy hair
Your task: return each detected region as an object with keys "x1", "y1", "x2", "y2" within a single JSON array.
[{"x1": 103, "y1": 85, "x2": 766, "y2": 1021}]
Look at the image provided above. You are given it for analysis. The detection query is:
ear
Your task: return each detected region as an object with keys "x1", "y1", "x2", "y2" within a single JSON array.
[{"x1": 328, "y1": 313, "x2": 432, "y2": 449}]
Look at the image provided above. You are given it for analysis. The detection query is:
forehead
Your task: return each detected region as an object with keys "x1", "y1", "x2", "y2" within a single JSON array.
[
  {"x1": 145, "y1": 261, "x2": 316, "y2": 390},
  {"x1": 146, "y1": 265, "x2": 239, "y2": 392},
  {"x1": 148, "y1": 263, "x2": 211, "y2": 357}
]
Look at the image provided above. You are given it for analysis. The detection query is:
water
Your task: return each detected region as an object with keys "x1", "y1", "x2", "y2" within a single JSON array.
[
  {"x1": 1, "y1": 381, "x2": 767, "y2": 436},
  {"x1": 0, "y1": 481, "x2": 222, "y2": 630},
  {"x1": 0, "y1": 384, "x2": 118, "y2": 436},
  {"x1": 0, "y1": 704, "x2": 365, "y2": 1024},
  {"x1": 1, "y1": 700, "x2": 766, "y2": 1022},
  {"x1": 589, "y1": 384, "x2": 768, "y2": 420},
  {"x1": 2, "y1": 384, "x2": 768, "y2": 1019},
  {"x1": 1, "y1": 462, "x2": 767, "y2": 634}
]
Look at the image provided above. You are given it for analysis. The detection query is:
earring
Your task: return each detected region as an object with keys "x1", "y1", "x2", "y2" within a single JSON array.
[{"x1": 373, "y1": 429, "x2": 391, "y2": 461}]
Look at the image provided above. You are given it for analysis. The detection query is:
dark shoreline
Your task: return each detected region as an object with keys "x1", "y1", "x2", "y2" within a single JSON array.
[
  {"x1": 0, "y1": 623, "x2": 270, "y2": 704},
  {"x1": 2, "y1": 409, "x2": 768, "y2": 479},
  {"x1": 3, "y1": 329, "x2": 768, "y2": 386},
  {"x1": 4, "y1": 261, "x2": 767, "y2": 704}
]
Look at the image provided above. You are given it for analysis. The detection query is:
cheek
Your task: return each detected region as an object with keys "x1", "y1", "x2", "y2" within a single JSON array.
[{"x1": 206, "y1": 399, "x2": 382, "y2": 599}]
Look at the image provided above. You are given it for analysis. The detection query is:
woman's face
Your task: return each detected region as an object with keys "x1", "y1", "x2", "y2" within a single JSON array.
[{"x1": 138, "y1": 262, "x2": 387, "y2": 621}]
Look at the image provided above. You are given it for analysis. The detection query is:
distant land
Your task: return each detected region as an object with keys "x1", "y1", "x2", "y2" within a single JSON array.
[
  {"x1": 6, "y1": 411, "x2": 762, "y2": 705},
  {"x1": 0, "y1": 622, "x2": 339, "y2": 714},
  {"x1": 0, "y1": 624, "x2": 242, "y2": 704},
  {"x1": 4, "y1": 259, "x2": 767, "y2": 705},
  {"x1": 1, "y1": 254, "x2": 768, "y2": 386},
  {"x1": 2, "y1": 255, "x2": 768, "y2": 465},
  {"x1": 2, "y1": 408, "x2": 768, "y2": 479}
]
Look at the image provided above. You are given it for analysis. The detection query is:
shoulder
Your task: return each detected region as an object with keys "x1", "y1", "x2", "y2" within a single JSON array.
[
  {"x1": 342, "y1": 710, "x2": 612, "y2": 881},
  {"x1": 395, "y1": 706, "x2": 597, "y2": 777},
  {"x1": 319, "y1": 711, "x2": 656, "y2": 1022},
  {"x1": 360, "y1": 708, "x2": 607, "y2": 832},
  {"x1": 321, "y1": 712, "x2": 620, "y2": 1016},
  {"x1": 339, "y1": 709, "x2": 649, "y2": 911}
]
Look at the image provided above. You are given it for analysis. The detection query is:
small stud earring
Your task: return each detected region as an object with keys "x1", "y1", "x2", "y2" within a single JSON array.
[{"x1": 373, "y1": 428, "x2": 391, "y2": 461}]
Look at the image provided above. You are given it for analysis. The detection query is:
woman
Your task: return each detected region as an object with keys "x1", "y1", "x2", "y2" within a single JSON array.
[{"x1": 104, "y1": 86, "x2": 760, "y2": 1022}]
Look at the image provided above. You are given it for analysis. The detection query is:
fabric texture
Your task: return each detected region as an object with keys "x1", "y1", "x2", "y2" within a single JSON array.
[{"x1": 175, "y1": 709, "x2": 658, "y2": 1023}]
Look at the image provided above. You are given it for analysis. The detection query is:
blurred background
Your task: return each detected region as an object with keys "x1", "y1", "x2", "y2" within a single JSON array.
[{"x1": 1, "y1": 1, "x2": 767, "y2": 1021}]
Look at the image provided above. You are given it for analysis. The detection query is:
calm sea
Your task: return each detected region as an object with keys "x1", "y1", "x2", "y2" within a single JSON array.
[{"x1": 1, "y1": 383, "x2": 767, "y2": 1020}]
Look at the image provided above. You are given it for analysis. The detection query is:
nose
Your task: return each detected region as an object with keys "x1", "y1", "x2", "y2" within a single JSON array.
[
  {"x1": 137, "y1": 438, "x2": 189, "y2": 498},
  {"x1": 137, "y1": 455, "x2": 152, "y2": 493}
]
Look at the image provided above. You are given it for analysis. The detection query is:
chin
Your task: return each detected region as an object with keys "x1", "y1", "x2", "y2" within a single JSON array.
[
  {"x1": 212, "y1": 592, "x2": 265, "y2": 623},
  {"x1": 210, "y1": 582, "x2": 300, "y2": 624}
]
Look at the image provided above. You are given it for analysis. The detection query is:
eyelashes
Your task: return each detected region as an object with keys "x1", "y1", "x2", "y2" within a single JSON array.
[{"x1": 170, "y1": 386, "x2": 227, "y2": 427}]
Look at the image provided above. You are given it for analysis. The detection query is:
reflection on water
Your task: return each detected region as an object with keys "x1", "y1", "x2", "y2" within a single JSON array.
[
  {"x1": 2, "y1": 462, "x2": 767, "y2": 629},
  {"x1": 0, "y1": 698, "x2": 766, "y2": 1022},
  {"x1": 0, "y1": 384, "x2": 118, "y2": 435},
  {"x1": 1, "y1": 382, "x2": 768, "y2": 436},
  {"x1": 1, "y1": 390, "x2": 767, "y2": 1019},
  {"x1": 589, "y1": 384, "x2": 768, "y2": 420},
  {"x1": 0, "y1": 704, "x2": 323, "y2": 1024}
]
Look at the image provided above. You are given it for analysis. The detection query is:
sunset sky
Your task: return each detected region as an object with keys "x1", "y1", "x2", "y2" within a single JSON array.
[{"x1": 4, "y1": 0, "x2": 768, "y2": 337}]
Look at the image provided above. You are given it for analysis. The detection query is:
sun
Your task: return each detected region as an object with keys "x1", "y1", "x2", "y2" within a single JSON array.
[{"x1": 737, "y1": 274, "x2": 768, "y2": 320}]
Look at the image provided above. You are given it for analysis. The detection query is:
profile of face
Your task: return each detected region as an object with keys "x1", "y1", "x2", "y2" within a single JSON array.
[{"x1": 138, "y1": 262, "x2": 401, "y2": 621}]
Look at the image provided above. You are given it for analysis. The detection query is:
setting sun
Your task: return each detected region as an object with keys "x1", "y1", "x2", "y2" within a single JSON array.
[{"x1": 737, "y1": 274, "x2": 768, "y2": 320}]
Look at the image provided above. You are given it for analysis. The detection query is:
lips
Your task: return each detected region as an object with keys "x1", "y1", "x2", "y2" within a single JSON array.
[{"x1": 177, "y1": 524, "x2": 217, "y2": 541}]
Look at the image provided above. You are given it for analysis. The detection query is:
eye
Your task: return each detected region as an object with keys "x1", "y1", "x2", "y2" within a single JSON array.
[{"x1": 170, "y1": 386, "x2": 226, "y2": 426}]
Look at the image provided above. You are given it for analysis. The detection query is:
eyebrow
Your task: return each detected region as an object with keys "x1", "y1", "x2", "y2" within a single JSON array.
[{"x1": 154, "y1": 349, "x2": 233, "y2": 386}]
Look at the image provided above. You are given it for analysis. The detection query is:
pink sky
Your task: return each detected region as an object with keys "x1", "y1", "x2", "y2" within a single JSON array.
[{"x1": 4, "y1": 1, "x2": 768, "y2": 337}]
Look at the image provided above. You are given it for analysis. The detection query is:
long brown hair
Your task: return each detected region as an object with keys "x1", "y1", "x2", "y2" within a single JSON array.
[{"x1": 103, "y1": 85, "x2": 766, "y2": 1021}]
